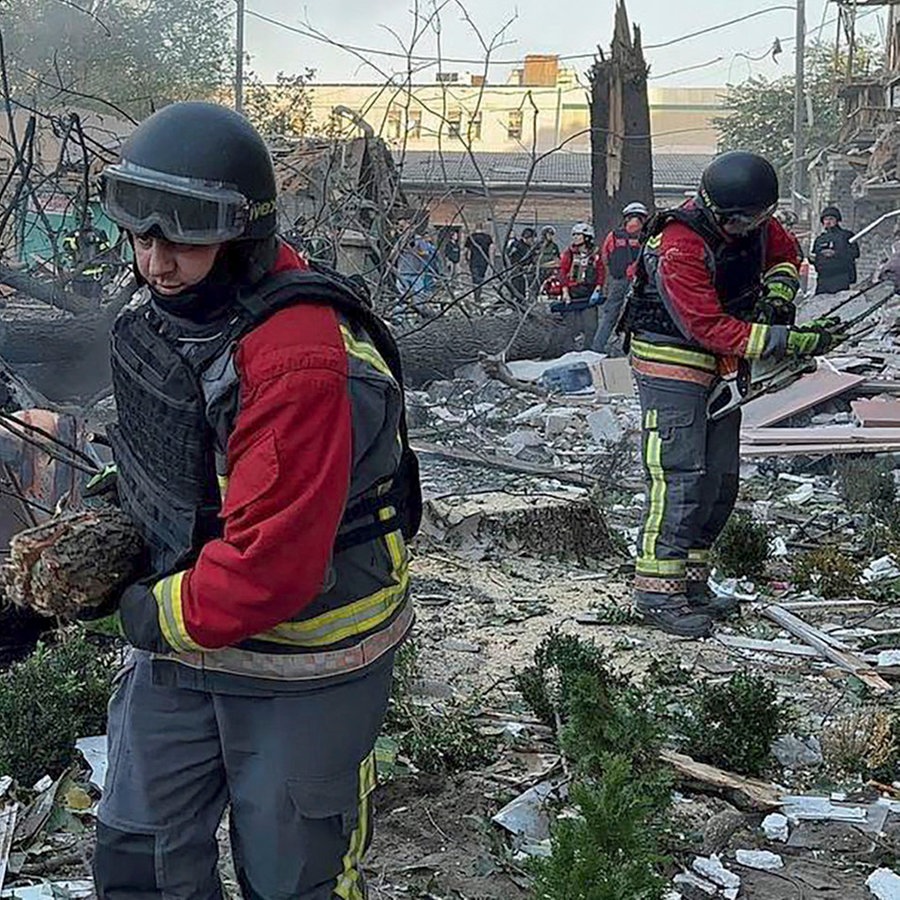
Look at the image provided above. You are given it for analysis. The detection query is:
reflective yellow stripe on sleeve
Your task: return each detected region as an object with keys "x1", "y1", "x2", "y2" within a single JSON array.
[
  {"x1": 154, "y1": 571, "x2": 204, "y2": 653},
  {"x1": 764, "y1": 262, "x2": 799, "y2": 280},
  {"x1": 745, "y1": 323, "x2": 769, "y2": 359}
]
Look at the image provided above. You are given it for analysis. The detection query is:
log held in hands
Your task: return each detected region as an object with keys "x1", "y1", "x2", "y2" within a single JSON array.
[{"x1": 4, "y1": 507, "x2": 146, "y2": 618}]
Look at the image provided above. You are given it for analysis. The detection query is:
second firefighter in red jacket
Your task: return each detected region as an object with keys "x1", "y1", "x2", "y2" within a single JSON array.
[{"x1": 624, "y1": 151, "x2": 843, "y2": 638}]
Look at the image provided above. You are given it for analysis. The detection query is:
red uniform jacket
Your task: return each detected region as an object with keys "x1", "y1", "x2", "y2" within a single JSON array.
[
  {"x1": 159, "y1": 245, "x2": 354, "y2": 649},
  {"x1": 656, "y1": 216, "x2": 800, "y2": 358}
]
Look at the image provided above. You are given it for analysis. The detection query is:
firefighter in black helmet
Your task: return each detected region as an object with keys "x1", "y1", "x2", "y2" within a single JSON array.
[
  {"x1": 93, "y1": 101, "x2": 417, "y2": 899},
  {"x1": 811, "y1": 205, "x2": 859, "y2": 294},
  {"x1": 622, "y1": 150, "x2": 843, "y2": 638}
]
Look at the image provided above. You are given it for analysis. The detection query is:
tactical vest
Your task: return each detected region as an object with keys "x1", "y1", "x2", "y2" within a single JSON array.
[
  {"x1": 607, "y1": 228, "x2": 642, "y2": 280},
  {"x1": 108, "y1": 267, "x2": 421, "y2": 681},
  {"x1": 625, "y1": 205, "x2": 766, "y2": 342}
]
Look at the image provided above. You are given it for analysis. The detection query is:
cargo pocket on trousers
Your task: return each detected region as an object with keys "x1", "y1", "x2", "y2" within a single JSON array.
[
  {"x1": 286, "y1": 770, "x2": 368, "y2": 885},
  {"x1": 649, "y1": 405, "x2": 702, "y2": 475}
]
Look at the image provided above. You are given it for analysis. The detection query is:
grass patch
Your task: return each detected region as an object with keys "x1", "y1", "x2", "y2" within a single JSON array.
[{"x1": 792, "y1": 545, "x2": 862, "y2": 599}]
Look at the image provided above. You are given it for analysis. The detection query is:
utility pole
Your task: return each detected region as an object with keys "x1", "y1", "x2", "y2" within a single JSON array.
[
  {"x1": 792, "y1": 0, "x2": 806, "y2": 217},
  {"x1": 235, "y1": 0, "x2": 245, "y2": 114}
]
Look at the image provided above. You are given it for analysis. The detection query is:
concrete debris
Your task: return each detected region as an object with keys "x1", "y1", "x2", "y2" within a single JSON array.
[
  {"x1": 491, "y1": 780, "x2": 564, "y2": 841},
  {"x1": 673, "y1": 871, "x2": 718, "y2": 897},
  {"x1": 868, "y1": 867, "x2": 900, "y2": 900},
  {"x1": 587, "y1": 407, "x2": 624, "y2": 444},
  {"x1": 878, "y1": 649, "x2": 900, "y2": 667},
  {"x1": 75, "y1": 735, "x2": 108, "y2": 793},
  {"x1": 0, "y1": 884, "x2": 93, "y2": 900},
  {"x1": 771, "y1": 734, "x2": 824, "y2": 769},
  {"x1": 862, "y1": 556, "x2": 900, "y2": 583},
  {"x1": 691, "y1": 855, "x2": 741, "y2": 891},
  {"x1": 734, "y1": 849, "x2": 784, "y2": 871},
  {"x1": 781, "y1": 795, "x2": 868, "y2": 823},
  {"x1": 761, "y1": 813, "x2": 791, "y2": 842}
]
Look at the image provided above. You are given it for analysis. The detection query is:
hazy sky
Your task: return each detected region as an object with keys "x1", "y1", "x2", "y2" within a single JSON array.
[{"x1": 242, "y1": 0, "x2": 884, "y2": 86}]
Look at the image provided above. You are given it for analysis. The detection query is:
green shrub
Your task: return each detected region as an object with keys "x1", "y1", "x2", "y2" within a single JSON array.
[
  {"x1": 676, "y1": 672, "x2": 789, "y2": 777},
  {"x1": 385, "y1": 638, "x2": 496, "y2": 774},
  {"x1": 792, "y1": 545, "x2": 862, "y2": 599},
  {"x1": 0, "y1": 630, "x2": 115, "y2": 785},
  {"x1": 530, "y1": 755, "x2": 671, "y2": 900},
  {"x1": 835, "y1": 456, "x2": 897, "y2": 511},
  {"x1": 712, "y1": 512, "x2": 770, "y2": 581},
  {"x1": 516, "y1": 629, "x2": 622, "y2": 729}
]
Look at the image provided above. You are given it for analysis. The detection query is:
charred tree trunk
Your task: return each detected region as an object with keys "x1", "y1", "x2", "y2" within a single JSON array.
[
  {"x1": 397, "y1": 305, "x2": 598, "y2": 385},
  {"x1": 590, "y1": 1, "x2": 654, "y2": 235},
  {"x1": 0, "y1": 265, "x2": 98, "y2": 316}
]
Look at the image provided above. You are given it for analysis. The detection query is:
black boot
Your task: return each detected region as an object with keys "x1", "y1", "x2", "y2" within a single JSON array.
[
  {"x1": 634, "y1": 592, "x2": 714, "y2": 638},
  {"x1": 686, "y1": 581, "x2": 741, "y2": 620}
]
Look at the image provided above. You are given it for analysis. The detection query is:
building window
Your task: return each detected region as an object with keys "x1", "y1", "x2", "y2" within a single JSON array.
[
  {"x1": 507, "y1": 109, "x2": 523, "y2": 140},
  {"x1": 407, "y1": 109, "x2": 422, "y2": 140},
  {"x1": 386, "y1": 107, "x2": 402, "y2": 140},
  {"x1": 447, "y1": 109, "x2": 461, "y2": 138},
  {"x1": 468, "y1": 113, "x2": 482, "y2": 142}
]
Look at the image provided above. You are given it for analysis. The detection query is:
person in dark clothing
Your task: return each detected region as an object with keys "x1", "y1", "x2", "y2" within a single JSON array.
[
  {"x1": 592, "y1": 201, "x2": 649, "y2": 354},
  {"x1": 811, "y1": 206, "x2": 859, "y2": 294},
  {"x1": 536, "y1": 225, "x2": 561, "y2": 288},
  {"x1": 442, "y1": 229, "x2": 461, "y2": 283},
  {"x1": 465, "y1": 223, "x2": 493, "y2": 301},
  {"x1": 506, "y1": 226, "x2": 536, "y2": 301},
  {"x1": 63, "y1": 209, "x2": 111, "y2": 300}
]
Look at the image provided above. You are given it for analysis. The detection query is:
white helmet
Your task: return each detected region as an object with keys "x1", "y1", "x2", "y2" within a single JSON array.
[
  {"x1": 622, "y1": 202, "x2": 649, "y2": 218},
  {"x1": 571, "y1": 222, "x2": 594, "y2": 240}
]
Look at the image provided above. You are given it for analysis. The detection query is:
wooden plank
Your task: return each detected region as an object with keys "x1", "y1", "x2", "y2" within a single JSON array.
[
  {"x1": 659, "y1": 749, "x2": 781, "y2": 811},
  {"x1": 741, "y1": 367, "x2": 867, "y2": 429},
  {"x1": 716, "y1": 634, "x2": 820, "y2": 658},
  {"x1": 741, "y1": 441, "x2": 900, "y2": 458},
  {"x1": 742, "y1": 426, "x2": 900, "y2": 444},
  {"x1": 761, "y1": 605, "x2": 893, "y2": 694},
  {"x1": 851, "y1": 398, "x2": 900, "y2": 427}
]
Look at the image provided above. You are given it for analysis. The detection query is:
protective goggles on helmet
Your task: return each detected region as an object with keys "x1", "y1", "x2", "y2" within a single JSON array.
[
  {"x1": 717, "y1": 202, "x2": 777, "y2": 235},
  {"x1": 100, "y1": 162, "x2": 250, "y2": 245}
]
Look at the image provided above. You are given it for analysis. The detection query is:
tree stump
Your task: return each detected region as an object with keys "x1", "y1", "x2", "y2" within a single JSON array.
[{"x1": 4, "y1": 507, "x2": 146, "y2": 617}]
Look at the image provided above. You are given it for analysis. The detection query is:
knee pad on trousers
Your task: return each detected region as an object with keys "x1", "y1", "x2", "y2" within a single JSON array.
[{"x1": 93, "y1": 822, "x2": 159, "y2": 899}]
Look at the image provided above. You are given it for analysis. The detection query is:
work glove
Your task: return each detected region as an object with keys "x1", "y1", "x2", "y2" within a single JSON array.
[
  {"x1": 590, "y1": 288, "x2": 603, "y2": 305},
  {"x1": 83, "y1": 463, "x2": 118, "y2": 504},
  {"x1": 786, "y1": 320, "x2": 846, "y2": 357},
  {"x1": 755, "y1": 292, "x2": 796, "y2": 326}
]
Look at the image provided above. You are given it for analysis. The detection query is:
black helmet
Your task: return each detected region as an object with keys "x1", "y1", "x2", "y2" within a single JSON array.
[
  {"x1": 820, "y1": 205, "x2": 842, "y2": 223},
  {"x1": 698, "y1": 151, "x2": 779, "y2": 233},
  {"x1": 101, "y1": 102, "x2": 278, "y2": 244}
]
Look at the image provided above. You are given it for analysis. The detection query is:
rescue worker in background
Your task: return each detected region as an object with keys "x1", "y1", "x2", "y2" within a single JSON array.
[
  {"x1": 592, "y1": 201, "x2": 649, "y2": 355},
  {"x1": 559, "y1": 222, "x2": 603, "y2": 304},
  {"x1": 92, "y1": 102, "x2": 417, "y2": 899},
  {"x1": 63, "y1": 209, "x2": 110, "y2": 300},
  {"x1": 465, "y1": 222, "x2": 493, "y2": 301},
  {"x1": 536, "y1": 225, "x2": 561, "y2": 289},
  {"x1": 624, "y1": 150, "x2": 844, "y2": 638},
  {"x1": 506, "y1": 226, "x2": 536, "y2": 301},
  {"x1": 811, "y1": 205, "x2": 859, "y2": 294}
]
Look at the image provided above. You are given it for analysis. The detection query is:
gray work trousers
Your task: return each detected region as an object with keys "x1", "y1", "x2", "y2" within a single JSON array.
[
  {"x1": 591, "y1": 277, "x2": 629, "y2": 355},
  {"x1": 634, "y1": 370, "x2": 741, "y2": 595},
  {"x1": 94, "y1": 650, "x2": 394, "y2": 900}
]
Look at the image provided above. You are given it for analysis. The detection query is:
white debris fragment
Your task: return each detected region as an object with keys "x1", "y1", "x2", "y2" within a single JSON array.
[
  {"x1": 772, "y1": 536, "x2": 788, "y2": 557},
  {"x1": 586, "y1": 407, "x2": 624, "y2": 444},
  {"x1": 76, "y1": 735, "x2": 109, "y2": 792},
  {"x1": 761, "y1": 812, "x2": 790, "y2": 842},
  {"x1": 691, "y1": 855, "x2": 741, "y2": 890},
  {"x1": 673, "y1": 872, "x2": 718, "y2": 896},
  {"x1": 781, "y1": 795, "x2": 867, "y2": 822},
  {"x1": 867, "y1": 867, "x2": 900, "y2": 899},
  {"x1": 735, "y1": 849, "x2": 784, "y2": 870},
  {"x1": 786, "y1": 482, "x2": 816, "y2": 504},
  {"x1": 878, "y1": 650, "x2": 900, "y2": 668},
  {"x1": 863, "y1": 556, "x2": 900, "y2": 583}
]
